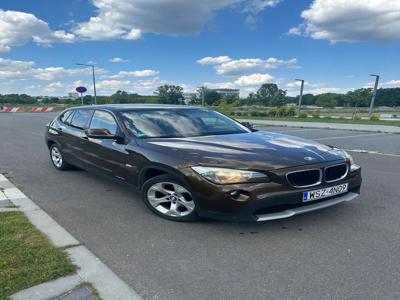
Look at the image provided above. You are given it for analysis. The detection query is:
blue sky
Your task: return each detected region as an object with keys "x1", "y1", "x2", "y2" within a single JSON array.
[{"x1": 0, "y1": 0, "x2": 399, "y2": 96}]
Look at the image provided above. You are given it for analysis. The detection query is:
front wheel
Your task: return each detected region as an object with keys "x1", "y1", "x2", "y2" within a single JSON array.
[
  {"x1": 49, "y1": 144, "x2": 73, "y2": 170},
  {"x1": 142, "y1": 175, "x2": 200, "y2": 222}
]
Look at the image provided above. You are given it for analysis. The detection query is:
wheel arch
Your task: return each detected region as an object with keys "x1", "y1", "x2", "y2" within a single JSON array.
[{"x1": 138, "y1": 163, "x2": 191, "y2": 190}]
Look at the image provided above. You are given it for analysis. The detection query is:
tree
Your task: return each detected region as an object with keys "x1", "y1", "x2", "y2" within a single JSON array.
[
  {"x1": 156, "y1": 85, "x2": 184, "y2": 104},
  {"x1": 256, "y1": 83, "x2": 287, "y2": 106},
  {"x1": 344, "y1": 88, "x2": 372, "y2": 107},
  {"x1": 315, "y1": 93, "x2": 338, "y2": 108}
]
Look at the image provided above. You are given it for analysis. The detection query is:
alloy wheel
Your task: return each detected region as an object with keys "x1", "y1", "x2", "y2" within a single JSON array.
[
  {"x1": 51, "y1": 146, "x2": 63, "y2": 168},
  {"x1": 147, "y1": 182, "x2": 195, "y2": 217}
]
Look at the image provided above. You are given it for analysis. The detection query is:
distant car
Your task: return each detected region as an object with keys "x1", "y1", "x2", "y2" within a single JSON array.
[{"x1": 45, "y1": 104, "x2": 361, "y2": 222}]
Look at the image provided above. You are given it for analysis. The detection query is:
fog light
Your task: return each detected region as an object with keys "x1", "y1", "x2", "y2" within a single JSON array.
[
  {"x1": 230, "y1": 191, "x2": 240, "y2": 198},
  {"x1": 229, "y1": 190, "x2": 250, "y2": 202}
]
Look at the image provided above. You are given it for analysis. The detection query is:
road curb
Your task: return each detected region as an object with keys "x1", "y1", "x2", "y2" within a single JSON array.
[
  {"x1": 238, "y1": 119, "x2": 400, "y2": 134},
  {"x1": 0, "y1": 174, "x2": 142, "y2": 300}
]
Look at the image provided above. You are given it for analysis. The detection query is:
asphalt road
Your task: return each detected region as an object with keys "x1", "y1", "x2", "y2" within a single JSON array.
[{"x1": 1, "y1": 113, "x2": 400, "y2": 300}]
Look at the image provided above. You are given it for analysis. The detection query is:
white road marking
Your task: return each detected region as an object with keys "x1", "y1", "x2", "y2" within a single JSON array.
[
  {"x1": 314, "y1": 133, "x2": 386, "y2": 141},
  {"x1": 346, "y1": 149, "x2": 400, "y2": 158}
]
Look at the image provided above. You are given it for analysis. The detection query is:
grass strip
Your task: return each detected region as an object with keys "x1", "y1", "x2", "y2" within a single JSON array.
[{"x1": 0, "y1": 211, "x2": 76, "y2": 299}]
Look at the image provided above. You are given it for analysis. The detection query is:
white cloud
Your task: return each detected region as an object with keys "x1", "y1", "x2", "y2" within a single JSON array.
[
  {"x1": 215, "y1": 57, "x2": 298, "y2": 76},
  {"x1": 289, "y1": 0, "x2": 400, "y2": 43},
  {"x1": 74, "y1": 0, "x2": 240, "y2": 39},
  {"x1": 0, "y1": 9, "x2": 75, "y2": 52},
  {"x1": 234, "y1": 73, "x2": 274, "y2": 86},
  {"x1": 385, "y1": 80, "x2": 400, "y2": 86},
  {"x1": 74, "y1": 0, "x2": 282, "y2": 40},
  {"x1": 44, "y1": 82, "x2": 65, "y2": 93},
  {"x1": 286, "y1": 81, "x2": 323, "y2": 88},
  {"x1": 96, "y1": 77, "x2": 167, "y2": 94},
  {"x1": 197, "y1": 56, "x2": 232, "y2": 65},
  {"x1": 109, "y1": 57, "x2": 128, "y2": 63},
  {"x1": 0, "y1": 57, "x2": 105, "y2": 81},
  {"x1": 102, "y1": 69, "x2": 160, "y2": 79},
  {"x1": 123, "y1": 29, "x2": 142, "y2": 40},
  {"x1": 243, "y1": 0, "x2": 281, "y2": 14}
]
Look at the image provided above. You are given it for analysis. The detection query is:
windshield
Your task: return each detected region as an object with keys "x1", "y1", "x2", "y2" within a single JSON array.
[{"x1": 120, "y1": 108, "x2": 249, "y2": 138}]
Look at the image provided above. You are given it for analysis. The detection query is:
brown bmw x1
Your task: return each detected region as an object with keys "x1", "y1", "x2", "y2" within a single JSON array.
[{"x1": 45, "y1": 104, "x2": 362, "y2": 222}]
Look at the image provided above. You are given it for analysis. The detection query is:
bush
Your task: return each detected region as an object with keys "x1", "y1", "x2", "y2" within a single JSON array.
[
  {"x1": 370, "y1": 114, "x2": 380, "y2": 121},
  {"x1": 312, "y1": 111, "x2": 320, "y2": 118},
  {"x1": 268, "y1": 107, "x2": 278, "y2": 117},
  {"x1": 324, "y1": 115, "x2": 332, "y2": 119},
  {"x1": 235, "y1": 111, "x2": 242, "y2": 116},
  {"x1": 353, "y1": 114, "x2": 362, "y2": 120},
  {"x1": 259, "y1": 111, "x2": 267, "y2": 117},
  {"x1": 339, "y1": 115, "x2": 345, "y2": 120},
  {"x1": 298, "y1": 112, "x2": 308, "y2": 118},
  {"x1": 288, "y1": 106, "x2": 297, "y2": 116},
  {"x1": 278, "y1": 106, "x2": 288, "y2": 117},
  {"x1": 250, "y1": 111, "x2": 258, "y2": 117}
]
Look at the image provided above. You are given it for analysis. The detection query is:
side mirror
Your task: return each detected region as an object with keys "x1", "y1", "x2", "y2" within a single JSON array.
[
  {"x1": 85, "y1": 128, "x2": 115, "y2": 138},
  {"x1": 85, "y1": 128, "x2": 126, "y2": 143},
  {"x1": 241, "y1": 122, "x2": 258, "y2": 132}
]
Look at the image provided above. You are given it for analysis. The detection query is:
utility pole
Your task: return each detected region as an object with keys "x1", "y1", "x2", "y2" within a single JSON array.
[
  {"x1": 296, "y1": 79, "x2": 305, "y2": 113},
  {"x1": 197, "y1": 86, "x2": 206, "y2": 106},
  {"x1": 76, "y1": 63, "x2": 97, "y2": 104},
  {"x1": 369, "y1": 74, "x2": 380, "y2": 116}
]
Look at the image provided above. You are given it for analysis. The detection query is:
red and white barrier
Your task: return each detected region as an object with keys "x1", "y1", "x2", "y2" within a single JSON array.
[
  {"x1": 1, "y1": 107, "x2": 22, "y2": 113},
  {"x1": 32, "y1": 106, "x2": 56, "y2": 113}
]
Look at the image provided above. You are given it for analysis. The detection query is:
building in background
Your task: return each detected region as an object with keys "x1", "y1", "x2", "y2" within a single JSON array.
[
  {"x1": 209, "y1": 88, "x2": 240, "y2": 98},
  {"x1": 183, "y1": 93, "x2": 196, "y2": 104},
  {"x1": 68, "y1": 92, "x2": 80, "y2": 100}
]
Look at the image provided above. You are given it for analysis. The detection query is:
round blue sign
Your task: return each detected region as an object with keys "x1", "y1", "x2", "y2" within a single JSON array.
[{"x1": 76, "y1": 86, "x2": 87, "y2": 93}]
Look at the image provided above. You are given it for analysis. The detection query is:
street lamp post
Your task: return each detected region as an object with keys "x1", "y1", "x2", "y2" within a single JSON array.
[
  {"x1": 197, "y1": 86, "x2": 206, "y2": 106},
  {"x1": 296, "y1": 79, "x2": 305, "y2": 113},
  {"x1": 76, "y1": 63, "x2": 97, "y2": 105},
  {"x1": 369, "y1": 74, "x2": 380, "y2": 116}
]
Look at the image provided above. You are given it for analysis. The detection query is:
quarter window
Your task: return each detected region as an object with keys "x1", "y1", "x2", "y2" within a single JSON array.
[
  {"x1": 60, "y1": 110, "x2": 73, "y2": 125},
  {"x1": 70, "y1": 110, "x2": 92, "y2": 129},
  {"x1": 89, "y1": 111, "x2": 118, "y2": 135}
]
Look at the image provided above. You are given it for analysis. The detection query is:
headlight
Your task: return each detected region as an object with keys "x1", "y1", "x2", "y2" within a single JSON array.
[
  {"x1": 191, "y1": 167, "x2": 268, "y2": 184},
  {"x1": 344, "y1": 151, "x2": 361, "y2": 172}
]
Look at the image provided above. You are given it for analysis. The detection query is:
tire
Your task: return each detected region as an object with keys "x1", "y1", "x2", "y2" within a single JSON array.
[
  {"x1": 142, "y1": 174, "x2": 200, "y2": 222},
  {"x1": 49, "y1": 144, "x2": 73, "y2": 170}
]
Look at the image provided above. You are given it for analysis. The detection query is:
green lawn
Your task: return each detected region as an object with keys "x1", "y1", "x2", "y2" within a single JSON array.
[
  {"x1": 0, "y1": 212, "x2": 76, "y2": 299},
  {"x1": 238, "y1": 116, "x2": 400, "y2": 127}
]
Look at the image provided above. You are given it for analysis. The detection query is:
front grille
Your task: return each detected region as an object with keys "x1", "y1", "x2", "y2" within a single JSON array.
[
  {"x1": 325, "y1": 164, "x2": 348, "y2": 182},
  {"x1": 286, "y1": 169, "x2": 321, "y2": 187}
]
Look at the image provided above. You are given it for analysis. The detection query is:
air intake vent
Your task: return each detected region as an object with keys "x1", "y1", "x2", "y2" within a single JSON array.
[
  {"x1": 287, "y1": 169, "x2": 321, "y2": 188},
  {"x1": 325, "y1": 164, "x2": 348, "y2": 182}
]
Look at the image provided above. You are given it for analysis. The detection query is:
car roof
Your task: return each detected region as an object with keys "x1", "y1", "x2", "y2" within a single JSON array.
[{"x1": 69, "y1": 104, "x2": 201, "y2": 111}]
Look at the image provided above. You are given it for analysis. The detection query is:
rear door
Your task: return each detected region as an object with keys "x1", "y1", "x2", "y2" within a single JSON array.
[{"x1": 65, "y1": 109, "x2": 93, "y2": 166}]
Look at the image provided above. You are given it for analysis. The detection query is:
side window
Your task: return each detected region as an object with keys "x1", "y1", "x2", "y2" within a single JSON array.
[
  {"x1": 60, "y1": 110, "x2": 73, "y2": 125},
  {"x1": 70, "y1": 110, "x2": 92, "y2": 129},
  {"x1": 89, "y1": 111, "x2": 118, "y2": 135}
]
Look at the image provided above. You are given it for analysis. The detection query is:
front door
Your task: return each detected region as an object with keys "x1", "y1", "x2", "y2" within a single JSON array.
[{"x1": 84, "y1": 110, "x2": 129, "y2": 180}]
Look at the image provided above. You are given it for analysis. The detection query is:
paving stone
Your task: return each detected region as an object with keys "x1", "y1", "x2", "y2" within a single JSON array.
[
  {"x1": 59, "y1": 287, "x2": 99, "y2": 300},
  {"x1": 0, "y1": 180, "x2": 15, "y2": 189},
  {"x1": 0, "y1": 199, "x2": 13, "y2": 207}
]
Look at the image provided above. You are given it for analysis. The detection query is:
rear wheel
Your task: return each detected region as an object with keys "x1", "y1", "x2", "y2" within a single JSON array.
[
  {"x1": 49, "y1": 144, "x2": 72, "y2": 170},
  {"x1": 142, "y1": 175, "x2": 200, "y2": 222}
]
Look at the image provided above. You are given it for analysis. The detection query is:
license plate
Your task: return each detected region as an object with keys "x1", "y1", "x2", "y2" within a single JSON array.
[{"x1": 303, "y1": 183, "x2": 348, "y2": 202}]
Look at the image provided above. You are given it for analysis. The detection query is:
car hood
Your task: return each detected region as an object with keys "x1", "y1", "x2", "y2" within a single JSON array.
[{"x1": 137, "y1": 131, "x2": 346, "y2": 170}]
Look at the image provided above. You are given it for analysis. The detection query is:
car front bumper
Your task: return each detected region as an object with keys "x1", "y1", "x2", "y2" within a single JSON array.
[
  {"x1": 181, "y1": 164, "x2": 362, "y2": 222},
  {"x1": 254, "y1": 191, "x2": 359, "y2": 222}
]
